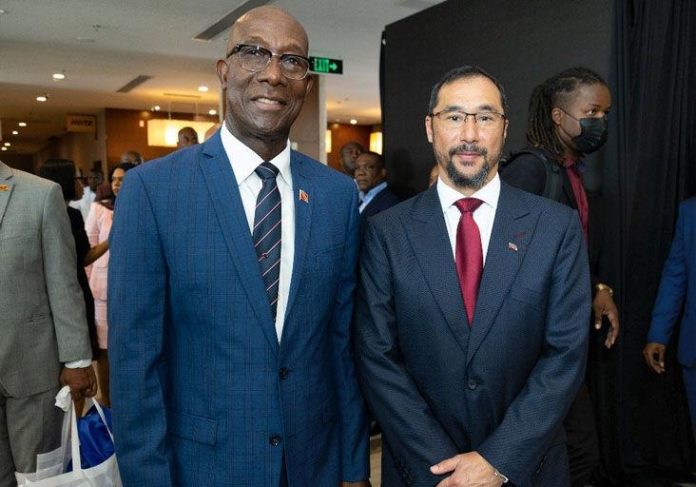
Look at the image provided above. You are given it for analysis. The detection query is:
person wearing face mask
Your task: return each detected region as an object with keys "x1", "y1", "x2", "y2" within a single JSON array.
[{"x1": 500, "y1": 67, "x2": 617, "y2": 487}]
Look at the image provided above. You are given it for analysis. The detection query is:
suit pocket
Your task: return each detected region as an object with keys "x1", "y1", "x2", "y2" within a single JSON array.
[
  {"x1": 169, "y1": 409, "x2": 217, "y2": 446},
  {"x1": 509, "y1": 286, "x2": 544, "y2": 311}
]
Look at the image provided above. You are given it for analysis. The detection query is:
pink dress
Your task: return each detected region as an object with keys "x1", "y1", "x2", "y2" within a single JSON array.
[{"x1": 84, "y1": 202, "x2": 113, "y2": 349}]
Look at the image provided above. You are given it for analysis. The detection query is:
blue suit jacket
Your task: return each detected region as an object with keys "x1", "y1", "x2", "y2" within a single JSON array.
[
  {"x1": 108, "y1": 132, "x2": 369, "y2": 486},
  {"x1": 648, "y1": 197, "x2": 696, "y2": 367},
  {"x1": 354, "y1": 183, "x2": 590, "y2": 486}
]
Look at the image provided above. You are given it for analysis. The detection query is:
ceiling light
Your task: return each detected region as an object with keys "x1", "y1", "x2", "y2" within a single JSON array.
[
  {"x1": 1, "y1": 147, "x2": 7, "y2": 152},
  {"x1": 0, "y1": 9, "x2": 7, "y2": 15},
  {"x1": 4, "y1": 142, "x2": 10, "y2": 147},
  {"x1": 208, "y1": 109, "x2": 217, "y2": 116},
  {"x1": 18, "y1": 122, "x2": 27, "y2": 127},
  {"x1": 152, "y1": 105, "x2": 161, "y2": 111},
  {"x1": 350, "y1": 119, "x2": 357, "y2": 125},
  {"x1": 52, "y1": 72, "x2": 66, "y2": 81},
  {"x1": 12, "y1": 130, "x2": 18, "y2": 135},
  {"x1": 36, "y1": 95, "x2": 48, "y2": 102},
  {"x1": 198, "y1": 85, "x2": 209, "y2": 93}
]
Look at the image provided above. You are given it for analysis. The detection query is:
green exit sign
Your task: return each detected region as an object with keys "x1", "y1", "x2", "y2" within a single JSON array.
[{"x1": 309, "y1": 57, "x2": 343, "y2": 75}]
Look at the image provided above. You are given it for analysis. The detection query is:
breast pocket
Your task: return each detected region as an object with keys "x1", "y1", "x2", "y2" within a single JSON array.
[{"x1": 312, "y1": 244, "x2": 344, "y2": 276}]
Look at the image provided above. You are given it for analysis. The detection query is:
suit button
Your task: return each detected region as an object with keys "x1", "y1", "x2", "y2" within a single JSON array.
[
  {"x1": 467, "y1": 379, "x2": 477, "y2": 390},
  {"x1": 279, "y1": 367, "x2": 289, "y2": 380},
  {"x1": 269, "y1": 435, "x2": 281, "y2": 446}
]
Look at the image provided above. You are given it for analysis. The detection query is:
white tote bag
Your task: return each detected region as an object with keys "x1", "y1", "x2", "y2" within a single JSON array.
[{"x1": 16, "y1": 394, "x2": 122, "y2": 487}]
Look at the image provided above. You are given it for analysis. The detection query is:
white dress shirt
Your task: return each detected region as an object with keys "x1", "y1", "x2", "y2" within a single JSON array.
[
  {"x1": 358, "y1": 181, "x2": 387, "y2": 213},
  {"x1": 436, "y1": 174, "x2": 501, "y2": 264},
  {"x1": 220, "y1": 124, "x2": 295, "y2": 342},
  {"x1": 68, "y1": 185, "x2": 96, "y2": 222}
]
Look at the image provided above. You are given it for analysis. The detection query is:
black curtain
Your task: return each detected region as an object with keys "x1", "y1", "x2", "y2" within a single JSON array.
[{"x1": 597, "y1": 0, "x2": 696, "y2": 483}]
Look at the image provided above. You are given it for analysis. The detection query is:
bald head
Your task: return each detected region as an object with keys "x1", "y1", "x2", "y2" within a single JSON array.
[{"x1": 227, "y1": 6, "x2": 308, "y2": 55}]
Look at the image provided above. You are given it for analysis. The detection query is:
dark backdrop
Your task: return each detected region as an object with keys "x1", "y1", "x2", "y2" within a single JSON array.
[{"x1": 382, "y1": 0, "x2": 696, "y2": 483}]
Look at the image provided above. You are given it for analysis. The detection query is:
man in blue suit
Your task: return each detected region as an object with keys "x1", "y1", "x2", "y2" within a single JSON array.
[
  {"x1": 644, "y1": 197, "x2": 696, "y2": 441},
  {"x1": 108, "y1": 6, "x2": 369, "y2": 486},
  {"x1": 354, "y1": 66, "x2": 591, "y2": 486}
]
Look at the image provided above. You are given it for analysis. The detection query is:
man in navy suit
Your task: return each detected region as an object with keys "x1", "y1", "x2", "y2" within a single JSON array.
[
  {"x1": 644, "y1": 197, "x2": 696, "y2": 441},
  {"x1": 354, "y1": 66, "x2": 591, "y2": 486},
  {"x1": 355, "y1": 151, "x2": 401, "y2": 222},
  {"x1": 108, "y1": 6, "x2": 369, "y2": 486}
]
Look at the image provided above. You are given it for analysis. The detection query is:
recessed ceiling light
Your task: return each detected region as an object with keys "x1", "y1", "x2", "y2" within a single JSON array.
[
  {"x1": 208, "y1": 109, "x2": 217, "y2": 116},
  {"x1": 52, "y1": 72, "x2": 66, "y2": 81},
  {"x1": 198, "y1": 85, "x2": 209, "y2": 93},
  {"x1": 350, "y1": 119, "x2": 357, "y2": 125},
  {"x1": 1, "y1": 147, "x2": 7, "y2": 152},
  {"x1": 12, "y1": 130, "x2": 18, "y2": 135},
  {"x1": 18, "y1": 122, "x2": 27, "y2": 127},
  {"x1": 4, "y1": 142, "x2": 10, "y2": 147},
  {"x1": 152, "y1": 105, "x2": 161, "y2": 111},
  {"x1": 36, "y1": 95, "x2": 48, "y2": 102}
]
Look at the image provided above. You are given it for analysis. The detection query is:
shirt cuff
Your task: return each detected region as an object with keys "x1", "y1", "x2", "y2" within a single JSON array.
[{"x1": 65, "y1": 359, "x2": 92, "y2": 368}]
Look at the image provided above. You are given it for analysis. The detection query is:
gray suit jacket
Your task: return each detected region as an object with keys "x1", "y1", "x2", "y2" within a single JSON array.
[{"x1": 0, "y1": 161, "x2": 91, "y2": 397}]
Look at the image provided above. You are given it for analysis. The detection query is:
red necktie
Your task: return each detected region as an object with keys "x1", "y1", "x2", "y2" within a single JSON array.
[{"x1": 455, "y1": 198, "x2": 484, "y2": 326}]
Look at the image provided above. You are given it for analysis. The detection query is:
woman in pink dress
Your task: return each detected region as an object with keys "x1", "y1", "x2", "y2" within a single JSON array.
[{"x1": 85, "y1": 162, "x2": 135, "y2": 406}]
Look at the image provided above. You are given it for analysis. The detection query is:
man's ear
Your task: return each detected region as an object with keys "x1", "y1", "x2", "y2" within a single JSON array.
[
  {"x1": 216, "y1": 59, "x2": 229, "y2": 87},
  {"x1": 425, "y1": 116, "x2": 434, "y2": 143},
  {"x1": 305, "y1": 74, "x2": 314, "y2": 96}
]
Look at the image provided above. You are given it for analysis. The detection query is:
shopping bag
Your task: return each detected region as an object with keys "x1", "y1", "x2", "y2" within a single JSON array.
[
  {"x1": 74, "y1": 403, "x2": 114, "y2": 469},
  {"x1": 16, "y1": 389, "x2": 122, "y2": 487}
]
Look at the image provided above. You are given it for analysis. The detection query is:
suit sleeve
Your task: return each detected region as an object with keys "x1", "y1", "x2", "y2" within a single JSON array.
[
  {"x1": 42, "y1": 183, "x2": 92, "y2": 362},
  {"x1": 108, "y1": 172, "x2": 173, "y2": 486},
  {"x1": 500, "y1": 154, "x2": 547, "y2": 196},
  {"x1": 353, "y1": 218, "x2": 460, "y2": 485},
  {"x1": 329, "y1": 187, "x2": 371, "y2": 482},
  {"x1": 477, "y1": 211, "x2": 591, "y2": 483},
  {"x1": 647, "y1": 204, "x2": 688, "y2": 345}
]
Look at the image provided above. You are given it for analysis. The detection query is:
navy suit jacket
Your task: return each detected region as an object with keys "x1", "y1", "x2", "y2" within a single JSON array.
[
  {"x1": 361, "y1": 186, "x2": 402, "y2": 221},
  {"x1": 108, "y1": 132, "x2": 369, "y2": 486},
  {"x1": 648, "y1": 197, "x2": 696, "y2": 368},
  {"x1": 354, "y1": 182, "x2": 590, "y2": 486}
]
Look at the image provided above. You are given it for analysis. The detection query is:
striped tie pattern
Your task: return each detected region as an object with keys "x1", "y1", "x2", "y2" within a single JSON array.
[{"x1": 253, "y1": 162, "x2": 282, "y2": 319}]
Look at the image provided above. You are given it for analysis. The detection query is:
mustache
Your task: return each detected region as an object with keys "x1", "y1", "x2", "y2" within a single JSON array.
[{"x1": 449, "y1": 144, "x2": 488, "y2": 157}]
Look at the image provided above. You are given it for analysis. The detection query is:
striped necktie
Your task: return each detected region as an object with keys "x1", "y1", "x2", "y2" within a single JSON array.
[{"x1": 253, "y1": 162, "x2": 282, "y2": 319}]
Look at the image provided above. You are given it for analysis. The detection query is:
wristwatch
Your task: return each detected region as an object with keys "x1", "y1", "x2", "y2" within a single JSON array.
[
  {"x1": 595, "y1": 283, "x2": 614, "y2": 296},
  {"x1": 493, "y1": 469, "x2": 509, "y2": 483}
]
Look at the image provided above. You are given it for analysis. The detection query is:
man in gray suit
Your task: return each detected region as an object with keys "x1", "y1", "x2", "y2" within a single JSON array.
[{"x1": 0, "y1": 160, "x2": 96, "y2": 485}]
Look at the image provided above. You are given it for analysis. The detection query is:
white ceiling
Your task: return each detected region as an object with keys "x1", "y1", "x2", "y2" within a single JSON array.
[{"x1": 0, "y1": 0, "x2": 444, "y2": 154}]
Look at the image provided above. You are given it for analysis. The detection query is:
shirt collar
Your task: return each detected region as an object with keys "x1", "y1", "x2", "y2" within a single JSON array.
[
  {"x1": 220, "y1": 123, "x2": 292, "y2": 186},
  {"x1": 437, "y1": 173, "x2": 501, "y2": 213},
  {"x1": 364, "y1": 181, "x2": 387, "y2": 200}
]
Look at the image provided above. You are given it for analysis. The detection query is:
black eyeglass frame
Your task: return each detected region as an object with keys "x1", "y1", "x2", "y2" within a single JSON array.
[
  {"x1": 226, "y1": 43, "x2": 312, "y2": 80},
  {"x1": 429, "y1": 110, "x2": 507, "y2": 124}
]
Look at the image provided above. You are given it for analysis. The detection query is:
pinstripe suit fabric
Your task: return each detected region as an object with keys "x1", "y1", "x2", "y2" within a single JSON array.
[{"x1": 108, "y1": 132, "x2": 369, "y2": 486}]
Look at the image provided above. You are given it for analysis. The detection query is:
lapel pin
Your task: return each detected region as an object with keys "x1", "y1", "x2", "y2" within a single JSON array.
[
  {"x1": 508, "y1": 242, "x2": 518, "y2": 252},
  {"x1": 298, "y1": 189, "x2": 309, "y2": 203},
  {"x1": 0, "y1": 184, "x2": 9, "y2": 192}
]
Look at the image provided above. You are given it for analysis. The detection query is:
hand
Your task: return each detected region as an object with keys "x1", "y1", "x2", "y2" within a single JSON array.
[
  {"x1": 431, "y1": 451, "x2": 503, "y2": 487},
  {"x1": 643, "y1": 342, "x2": 666, "y2": 374},
  {"x1": 593, "y1": 288, "x2": 620, "y2": 348},
  {"x1": 60, "y1": 366, "x2": 97, "y2": 400},
  {"x1": 340, "y1": 482, "x2": 371, "y2": 487}
]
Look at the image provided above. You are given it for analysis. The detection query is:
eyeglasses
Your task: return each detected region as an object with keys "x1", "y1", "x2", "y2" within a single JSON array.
[
  {"x1": 430, "y1": 110, "x2": 506, "y2": 129},
  {"x1": 226, "y1": 44, "x2": 311, "y2": 80}
]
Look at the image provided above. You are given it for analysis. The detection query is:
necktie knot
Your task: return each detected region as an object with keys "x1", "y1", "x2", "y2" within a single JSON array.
[
  {"x1": 455, "y1": 197, "x2": 483, "y2": 214},
  {"x1": 255, "y1": 162, "x2": 279, "y2": 181}
]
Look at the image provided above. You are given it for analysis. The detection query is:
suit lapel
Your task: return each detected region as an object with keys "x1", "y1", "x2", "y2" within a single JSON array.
[
  {"x1": 198, "y1": 133, "x2": 279, "y2": 356},
  {"x1": 405, "y1": 186, "x2": 470, "y2": 353},
  {"x1": 283, "y1": 152, "x2": 313, "y2": 323},
  {"x1": 467, "y1": 183, "x2": 537, "y2": 366},
  {"x1": 0, "y1": 163, "x2": 15, "y2": 228}
]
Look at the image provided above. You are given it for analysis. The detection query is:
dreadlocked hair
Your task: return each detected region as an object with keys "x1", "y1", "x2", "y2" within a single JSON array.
[{"x1": 526, "y1": 67, "x2": 607, "y2": 162}]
